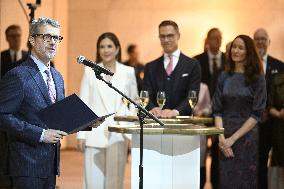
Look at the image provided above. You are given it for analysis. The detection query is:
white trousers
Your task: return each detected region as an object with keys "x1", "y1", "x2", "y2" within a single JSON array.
[{"x1": 84, "y1": 141, "x2": 128, "y2": 189}]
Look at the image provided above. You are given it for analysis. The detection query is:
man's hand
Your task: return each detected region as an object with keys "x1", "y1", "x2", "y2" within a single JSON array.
[
  {"x1": 77, "y1": 139, "x2": 86, "y2": 153},
  {"x1": 43, "y1": 129, "x2": 67, "y2": 144},
  {"x1": 160, "y1": 109, "x2": 178, "y2": 118},
  {"x1": 150, "y1": 107, "x2": 162, "y2": 117}
]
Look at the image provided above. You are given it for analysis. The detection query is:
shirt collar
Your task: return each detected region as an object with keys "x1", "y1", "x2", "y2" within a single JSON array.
[
  {"x1": 207, "y1": 50, "x2": 222, "y2": 59},
  {"x1": 30, "y1": 55, "x2": 50, "y2": 74},
  {"x1": 164, "y1": 49, "x2": 181, "y2": 58},
  {"x1": 262, "y1": 54, "x2": 268, "y2": 62}
]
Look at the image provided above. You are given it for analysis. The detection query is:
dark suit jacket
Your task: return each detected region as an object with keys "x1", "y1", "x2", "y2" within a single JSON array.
[
  {"x1": 0, "y1": 49, "x2": 28, "y2": 176},
  {"x1": 143, "y1": 52, "x2": 201, "y2": 116},
  {"x1": 194, "y1": 52, "x2": 225, "y2": 97},
  {"x1": 0, "y1": 57, "x2": 64, "y2": 178},
  {"x1": 1, "y1": 49, "x2": 29, "y2": 78},
  {"x1": 265, "y1": 55, "x2": 284, "y2": 95}
]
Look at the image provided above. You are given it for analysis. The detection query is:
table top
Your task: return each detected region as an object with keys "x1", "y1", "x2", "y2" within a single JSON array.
[
  {"x1": 108, "y1": 123, "x2": 223, "y2": 136},
  {"x1": 114, "y1": 115, "x2": 213, "y2": 125}
]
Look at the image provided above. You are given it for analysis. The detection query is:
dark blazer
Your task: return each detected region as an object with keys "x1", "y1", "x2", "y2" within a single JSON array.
[
  {"x1": 0, "y1": 57, "x2": 64, "y2": 178},
  {"x1": 265, "y1": 55, "x2": 284, "y2": 95},
  {"x1": 0, "y1": 49, "x2": 28, "y2": 177},
  {"x1": 143, "y1": 52, "x2": 201, "y2": 116},
  {"x1": 1, "y1": 49, "x2": 29, "y2": 78},
  {"x1": 194, "y1": 51, "x2": 225, "y2": 97}
]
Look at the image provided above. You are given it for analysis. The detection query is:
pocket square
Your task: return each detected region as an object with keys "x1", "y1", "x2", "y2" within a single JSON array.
[
  {"x1": 271, "y1": 69, "x2": 278, "y2": 74},
  {"x1": 182, "y1": 73, "x2": 189, "y2": 77}
]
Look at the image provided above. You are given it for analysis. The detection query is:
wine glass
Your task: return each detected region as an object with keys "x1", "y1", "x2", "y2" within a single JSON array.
[
  {"x1": 139, "y1": 90, "x2": 149, "y2": 108},
  {"x1": 156, "y1": 91, "x2": 166, "y2": 109},
  {"x1": 188, "y1": 90, "x2": 198, "y2": 118}
]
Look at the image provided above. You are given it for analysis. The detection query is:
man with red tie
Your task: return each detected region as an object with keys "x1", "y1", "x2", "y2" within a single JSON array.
[{"x1": 143, "y1": 20, "x2": 201, "y2": 118}]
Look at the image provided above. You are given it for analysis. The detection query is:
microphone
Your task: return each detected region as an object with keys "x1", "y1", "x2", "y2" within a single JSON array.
[{"x1": 77, "y1": 55, "x2": 114, "y2": 76}]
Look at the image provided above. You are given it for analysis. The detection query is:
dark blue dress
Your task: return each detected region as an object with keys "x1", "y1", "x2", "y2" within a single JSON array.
[{"x1": 212, "y1": 72, "x2": 266, "y2": 189}]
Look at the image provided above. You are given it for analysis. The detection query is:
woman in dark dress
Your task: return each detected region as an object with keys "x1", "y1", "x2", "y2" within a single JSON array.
[{"x1": 212, "y1": 35, "x2": 266, "y2": 189}]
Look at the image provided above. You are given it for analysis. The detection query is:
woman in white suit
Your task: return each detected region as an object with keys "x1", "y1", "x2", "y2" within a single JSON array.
[{"x1": 77, "y1": 32, "x2": 138, "y2": 189}]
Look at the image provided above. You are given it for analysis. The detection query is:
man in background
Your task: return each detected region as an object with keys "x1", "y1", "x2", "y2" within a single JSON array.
[
  {"x1": 194, "y1": 28, "x2": 225, "y2": 189},
  {"x1": 123, "y1": 44, "x2": 144, "y2": 93},
  {"x1": 194, "y1": 28, "x2": 225, "y2": 97},
  {"x1": 1, "y1": 25, "x2": 28, "y2": 78},
  {"x1": 254, "y1": 28, "x2": 284, "y2": 189},
  {"x1": 0, "y1": 24, "x2": 29, "y2": 189}
]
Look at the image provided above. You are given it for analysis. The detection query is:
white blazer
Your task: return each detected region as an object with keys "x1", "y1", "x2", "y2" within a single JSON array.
[{"x1": 77, "y1": 62, "x2": 138, "y2": 148}]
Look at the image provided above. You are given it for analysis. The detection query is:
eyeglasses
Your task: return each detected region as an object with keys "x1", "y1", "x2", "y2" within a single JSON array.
[
  {"x1": 32, "y1": 34, "x2": 63, "y2": 43},
  {"x1": 159, "y1": 34, "x2": 176, "y2": 41},
  {"x1": 254, "y1": 37, "x2": 268, "y2": 42}
]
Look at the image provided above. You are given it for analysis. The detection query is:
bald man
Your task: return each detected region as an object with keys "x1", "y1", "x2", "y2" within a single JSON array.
[{"x1": 254, "y1": 28, "x2": 284, "y2": 189}]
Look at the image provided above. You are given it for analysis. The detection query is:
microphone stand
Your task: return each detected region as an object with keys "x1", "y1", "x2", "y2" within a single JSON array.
[{"x1": 93, "y1": 69, "x2": 164, "y2": 189}]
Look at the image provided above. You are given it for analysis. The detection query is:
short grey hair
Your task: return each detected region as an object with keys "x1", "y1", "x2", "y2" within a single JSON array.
[{"x1": 29, "y1": 17, "x2": 60, "y2": 36}]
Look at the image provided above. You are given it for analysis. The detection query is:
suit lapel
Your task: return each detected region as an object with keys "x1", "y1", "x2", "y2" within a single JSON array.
[
  {"x1": 113, "y1": 63, "x2": 125, "y2": 111},
  {"x1": 171, "y1": 53, "x2": 185, "y2": 91},
  {"x1": 50, "y1": 68, "x2": 64, "y2": 102},
  {"x1": 204, "y1": 53, "x2": 210, "y2": 77},
  {"x1": 7, "y1": 51, "x2": 13, "y2": 63},
  {"x1": 156, "y1": 56, "x2": 166, "y2": 90},
  {"x1": 96, "y1": 63, "x2": 114, "y2": 113},
  {"x1": 26, "y1": 58, "x2": 52, "y2": 105}
]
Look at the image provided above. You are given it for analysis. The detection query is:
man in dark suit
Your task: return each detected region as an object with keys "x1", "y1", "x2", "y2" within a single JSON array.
[
  {"x1": 253, "y1": 28, "x2": 284, "y2": 189},
  {"x1": 0, "y1": 25, "x2": 29, "y2": 189},
  {"x1": 194, "y1": 28, "x2": 225, "y2": 189},
  {"x1": 194, "y1": 28, "x2": 225, "y2": 97},
  {"x1": 0, "y1": 17, "x2": 68, "y2": 189},
  {"x1": 1, "y1": 25, "x2": 28, "y2": 78},
  {"x1": 123, "y1": 44, "x2": 145, "y2": 93},
  {"x1": 143, "y1": 20, "x2": 201, "y2": 118}
]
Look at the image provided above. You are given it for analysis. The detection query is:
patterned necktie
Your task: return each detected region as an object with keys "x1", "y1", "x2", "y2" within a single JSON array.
[
  {"x1": 45, "y1": 69, "x2": 56, "y2": 103},
  {"x1": 166, "y1": 54, "x2": 173, "y2": 76}
]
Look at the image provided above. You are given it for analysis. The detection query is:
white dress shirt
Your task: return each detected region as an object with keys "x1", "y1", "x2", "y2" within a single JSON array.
[
  {"x1": 163, "y1": 49, "x2": 181, "y2": 71},
  {"x1": 262, "y1": 54, "x2": 268, "y2": 74},
  {"x1": 9, "y1": 49, "x2": 23, "y2": 62},
  {"x1": 207, "y1": 50, "x2": 222, "y2": 74},
  {"x1": 30, "y1": 55, "x2": 55, "y2": 142}
]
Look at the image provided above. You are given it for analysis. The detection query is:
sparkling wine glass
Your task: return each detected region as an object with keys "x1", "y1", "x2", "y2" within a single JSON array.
[
  {"x1": 139, "y1": 90, "x2": 149, "y2": 108},
  {"x1": 156, "y1": 91, "x2": 166, "y2": 109},
  {"x1": 188, "y1": 90, "x2": 198, "y2": 118}
]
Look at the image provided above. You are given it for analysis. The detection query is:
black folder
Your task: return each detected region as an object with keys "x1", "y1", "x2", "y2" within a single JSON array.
[{"x1": 37, "y1": 93, "x2": 114, "y2": 134}]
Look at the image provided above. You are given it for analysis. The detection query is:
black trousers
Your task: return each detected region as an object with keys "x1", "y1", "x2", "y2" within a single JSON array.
[
  {"x1": 200, "y1": 166, "x2": 206, "y2": 189},
  {"x1": 210, "y1": 138, "x2": 219, "y2": 189},
  {"x1": 12, "y1": 176, "x2": 56, "y2": 189},
  {"x1": 258, "y1": 121, "x2": 272, "y2": 189}
]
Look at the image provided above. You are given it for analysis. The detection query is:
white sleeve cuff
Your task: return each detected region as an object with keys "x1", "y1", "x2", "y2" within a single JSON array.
[
  {"x1": 39, "y1": 129, "x2": 45, "y2": 142},
  {"x1": 77, "y1": 131, "x2": 87, "y2": 139}
]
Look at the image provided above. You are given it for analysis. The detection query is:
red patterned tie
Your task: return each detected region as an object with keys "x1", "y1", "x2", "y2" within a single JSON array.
[
  {"x1": 45, "y1": 69, "x2": 56, "y2": 103},
  {"x1": 166, "y1": 54, "x2": 173, "y2": 76}
]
